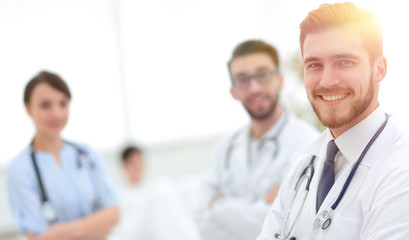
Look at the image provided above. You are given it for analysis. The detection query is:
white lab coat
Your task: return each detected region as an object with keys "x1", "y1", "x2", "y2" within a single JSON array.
[
  {"x1": 196, "y1": 111, "x2": 319, "y2": 240},
  {"x1": 257, "y1": 108, "x2": 409, "y2": 240}
]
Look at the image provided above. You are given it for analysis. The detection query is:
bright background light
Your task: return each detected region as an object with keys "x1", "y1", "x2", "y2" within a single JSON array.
[
  {"x1": 1, "y1": 0, "x2": 408, "y2": 237},
  {"x1": 2, "y1": 0, "x2": 406, "y2": 167}
]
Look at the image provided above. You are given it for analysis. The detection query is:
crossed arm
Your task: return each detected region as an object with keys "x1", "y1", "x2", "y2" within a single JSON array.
[{"x1": 25, "y1": 207, "x2": 119, "y2": 240}]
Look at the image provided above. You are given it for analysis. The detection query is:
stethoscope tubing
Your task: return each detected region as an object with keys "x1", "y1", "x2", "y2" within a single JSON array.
[
  {"x1": 221, "y1": 112, "x2": 289, "y2": 196},
  {"x1": 329, "y1": 114, "x2": 389, "y2": 211},
  {"x1": 223, "y1": 111, "x2": 289, "y2": 176},
  {"x1": 276, "y1": 114, "x2": 389, "y2": 239},
  {"x1": 277, "y1": 155, "x2": 316, "y2": 240},
  {"x1": 30, "y1": 140, "x2": 104, "y2": 222}
]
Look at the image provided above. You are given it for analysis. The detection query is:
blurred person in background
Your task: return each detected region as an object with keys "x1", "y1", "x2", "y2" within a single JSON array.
[
  {"x1": 195, "y1": 40, "x2": 319, "y2": 240},
  {"x1": 108, "y1": 145, "x2": 201, "y2": 240},
  {"x1": 121, "y1": 145, "x2": 144, "y2": 186},
  {"x1": 6, "y1": 70, "x2": 119, "y2": 240}
]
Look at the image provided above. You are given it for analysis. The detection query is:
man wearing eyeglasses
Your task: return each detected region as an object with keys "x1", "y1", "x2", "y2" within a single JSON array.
[{"x1": 195, "y1": 40, "x2": 319, "y2": 240}]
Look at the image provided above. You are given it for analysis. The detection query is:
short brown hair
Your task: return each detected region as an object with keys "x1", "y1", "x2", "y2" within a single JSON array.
[
  {"x1": 24, "y1": 70, "x2": 71, "y2": 104},
  {"x1": 228, "y1": 40, "x2": 280, "y2": 79},
  {"x1": 299, "y1": 2, "x2": 382, "y2": 61}
]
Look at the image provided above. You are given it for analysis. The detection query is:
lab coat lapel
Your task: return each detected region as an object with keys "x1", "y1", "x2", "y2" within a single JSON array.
[
  {"x1": 290, "y1": 154, "x2": 324, "y2": 238},
  {"x1": 309, "y1": 153, "x2": 323, "y2": 219},
  {"x1": 247, "y1": 141, "x2": 275, "y2": 185},
  {"x1": 306, "y1": 130, "x2": 332, "y2": 220},
  {"x1": 311, "y1": 130, "x2": 339, "y2": 215},
  {"x1": 247, "y1": 121, "x2": 281, "y2": 184},
  {"x1": 230, "y1": 128, "x2": 251, "y2": 185}
]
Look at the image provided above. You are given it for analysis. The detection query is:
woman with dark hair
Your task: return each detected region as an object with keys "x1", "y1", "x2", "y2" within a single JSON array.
[{"x1": 7, "y1": 70, "x2": 119, "y2": 240}]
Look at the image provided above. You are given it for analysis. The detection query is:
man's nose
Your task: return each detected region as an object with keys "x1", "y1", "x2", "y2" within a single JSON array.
[
  {"x1": 247, "y1": 76, "x2": 263, "y2": 91},
  {"x1": 319, "y1": 66, "x2": 340, "y2": 88}
]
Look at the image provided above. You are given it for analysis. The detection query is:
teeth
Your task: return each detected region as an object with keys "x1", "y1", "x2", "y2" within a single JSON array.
[{"x1": 322, "y1": 94, "x2": 347, "y2": 101}]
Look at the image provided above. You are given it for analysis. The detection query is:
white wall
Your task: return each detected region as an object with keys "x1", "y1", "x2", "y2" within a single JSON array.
[
  {"x1": 3, "y1": 0, "x2": 408, "y2": 166},
  {"x1": 0, "y1": 0, "x2": 125, "y2": 165}
]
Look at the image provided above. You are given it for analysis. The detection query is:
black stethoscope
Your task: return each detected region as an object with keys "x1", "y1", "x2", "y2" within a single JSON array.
[
  {"x1": 275, "y1": 114, "x2": 389, "y2": 240},
  {"x1": 30, "y1": 140, "x2": 104, "y2": 223},
  {"x1": 223, "y1": 111, "x2": 289, "y2": 179}
]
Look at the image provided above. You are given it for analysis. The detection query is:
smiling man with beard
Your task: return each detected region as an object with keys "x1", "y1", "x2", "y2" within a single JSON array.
[
  {"x1": 257, "y1": 3, "x2": 409, "y2": 240},
  {"x1": 195, "y1": 40, "x2": 319, "y2": 240}
]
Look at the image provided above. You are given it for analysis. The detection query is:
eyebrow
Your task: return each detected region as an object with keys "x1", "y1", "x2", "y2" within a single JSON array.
[
  {"x1": 303, "y1": 57, "x2": 321, "y2": 65},
  {"x1": 331, "y1": 54, "x2": 361, "y2": 61},
  {"x1": 304, "y1": 54, "x2": 361, "y2": 65},
  {"x1": 233, "y1": 67, "x2": 274, "y2": 77}
]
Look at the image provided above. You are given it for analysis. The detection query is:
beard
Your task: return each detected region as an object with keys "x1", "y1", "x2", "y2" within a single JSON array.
[
  {"x1": 308, "y1": 74, "x2": 374, "y2": 129},
  {"x1": 243, "y1": 93, "x2": 279, "y2": 121}
]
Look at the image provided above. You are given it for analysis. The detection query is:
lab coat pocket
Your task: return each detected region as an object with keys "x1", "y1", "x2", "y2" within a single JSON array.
[{"x1": 323, "y1": 213, "x2": 363, "y2": 240}]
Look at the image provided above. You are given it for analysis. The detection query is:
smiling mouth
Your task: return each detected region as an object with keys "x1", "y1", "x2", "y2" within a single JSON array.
[{"x1": 321, "y1": 94, "x2": 348, "y2": 102}]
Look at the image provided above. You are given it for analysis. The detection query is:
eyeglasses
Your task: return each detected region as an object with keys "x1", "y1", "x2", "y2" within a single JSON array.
[{"x1": 233, "y1": 70, "x2": 279, "y2": 89}]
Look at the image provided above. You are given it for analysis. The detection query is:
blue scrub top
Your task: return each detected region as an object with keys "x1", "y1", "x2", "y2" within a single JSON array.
[{"x1": 6, "y1": 142, "x2": 118, "y2": 235}]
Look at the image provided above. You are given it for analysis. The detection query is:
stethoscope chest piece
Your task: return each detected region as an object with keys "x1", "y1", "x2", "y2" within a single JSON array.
[
  {"x1": 42, "y1": 201, "x2": 57, "y2": 222},
  {"x1": 313, "y1": 209, "x2": 332, "y2": 230}
]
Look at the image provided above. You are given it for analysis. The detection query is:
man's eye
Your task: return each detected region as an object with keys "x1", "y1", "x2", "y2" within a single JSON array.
[
  {"x1": 236, "y1": 77, "x2": 248, "y2": 84},
  {"x1": 257, "y1": 71, "x2": 270, "y2": 79},
  {"x1": 340, "y1": 60, "x2": 352, "y2": 65},
  {"x1": 308, "y1": 63, "x2": 321, "y2": 69}
]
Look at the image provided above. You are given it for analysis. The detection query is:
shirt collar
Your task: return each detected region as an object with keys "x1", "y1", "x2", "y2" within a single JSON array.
[
  {"x1": 325, "y1": 106, "x2": 386, "y2": 164},
  {"x1": 259, "y1": 109, "x2": 289, "y2": 140}
]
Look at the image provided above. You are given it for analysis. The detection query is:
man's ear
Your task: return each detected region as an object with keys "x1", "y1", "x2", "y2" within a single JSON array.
[
  {"x1": 374, "y1": 56, "x2": 387, "y2": 83},
  {"x1": 278, "y1": 74, "x2": 284, "y2": 90}
]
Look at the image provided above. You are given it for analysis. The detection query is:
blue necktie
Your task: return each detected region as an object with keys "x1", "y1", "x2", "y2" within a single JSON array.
[{"x1": 317, "y1": 140, "x2": 339, "y2": 211}]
